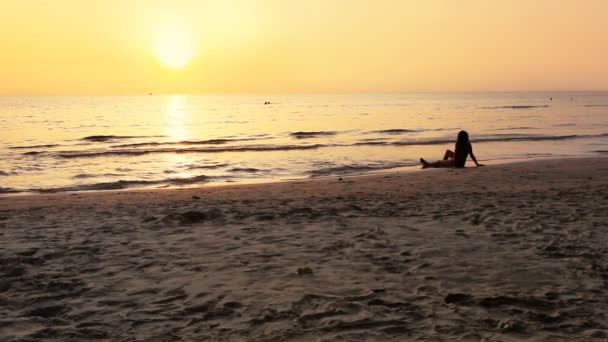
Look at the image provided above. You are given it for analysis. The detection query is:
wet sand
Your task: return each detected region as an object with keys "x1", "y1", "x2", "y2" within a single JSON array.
[{"x1": 1, "y1": 157, "x2": 607, "y2": 341}]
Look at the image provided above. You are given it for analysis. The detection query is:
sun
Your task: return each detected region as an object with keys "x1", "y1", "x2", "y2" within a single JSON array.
[{"x1": 155, "y1": 30, "x2": 194, "y2": 69}]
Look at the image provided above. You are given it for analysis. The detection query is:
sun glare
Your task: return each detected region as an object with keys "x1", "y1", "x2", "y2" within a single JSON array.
[{"x1": 155, "y1": 30, "x2": 194, "y2": 69}]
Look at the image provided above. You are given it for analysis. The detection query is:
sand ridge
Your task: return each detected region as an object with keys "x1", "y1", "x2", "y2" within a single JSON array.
[{"x1": 1, "y1": 157, "x2": 607, "y2": 341}]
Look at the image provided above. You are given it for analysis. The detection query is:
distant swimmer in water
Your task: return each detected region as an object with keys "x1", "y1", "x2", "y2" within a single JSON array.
[
  {"x1": 264, "y1": 101, "x2": 271, "y2": 105},
  {"x1": 420, "y1": 130, "x2": 484, "y2": 168}
]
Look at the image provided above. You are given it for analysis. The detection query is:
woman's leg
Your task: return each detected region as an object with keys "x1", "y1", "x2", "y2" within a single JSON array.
[
  {"x1": 420, "y1": 149, "x2": 456, "y2": 168},
  {"x1": 420, "y1": 158, "x2": 454, "y2": 168},
  {"x1": 420, "y1": 158, "x2": 431, "y2": 168}
]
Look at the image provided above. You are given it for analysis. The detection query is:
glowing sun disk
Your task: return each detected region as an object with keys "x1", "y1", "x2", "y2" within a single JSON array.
[{"x1": 155, "y1": 30, "x2": 194, "y2": 69}]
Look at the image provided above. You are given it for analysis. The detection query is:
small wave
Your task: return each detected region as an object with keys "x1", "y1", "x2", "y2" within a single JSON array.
[
  {"x1": 359, "y1": 138, "x2": 388, "y2": 142},
  {"x1": 73, "y1": 173, "x2": 96, "y2": 179},
  {"x1": 0, "y1": 187, "x2": 19, "y2": 194},
  {"x1": 9, "y1": 144, "x2": 60, "y2": 149},
  {"x1": 56, "y1": 144, "x2": 327, "y2": 159},
  {"x1": 366, "y1": 128, "x2": 450, "y2": 135},
  {"x1": 307, "y1": 162, "x2": 416, "y2": 177},
  {"x1": 23, "y1": 151, "x2": 45, "y2": 156},
  {"x1": 476, "y1": 133, "x2": 543, "y2": 138},
  {"x1": 494, "y1": 127, "x2": 538, "y2": 130},
  {"x1": 72, "y1": 173, "x2": 122, "y2": 179},
  {"x1": 186, "y1": 163, "x2": 230, "y2": 170},
  {"x1": 35, "y1": 174, "x2": 213, "y2": 193},
  {"x1": 111, "y1": 142, "x2": 170, "y2": 148},
  {"x1": 162, "y1": 175, "x2": 212, "y2": 185},
  {"x1": 13, "y1": 166, "x2": 43, "y2": 172},
  {"x1": 525, "y1": 153, "x2": 553, "y2": 156},
  {"x1": 553, "y1": 123, "x2": 576, "y2": 127},
  {"x1": 373, "y1": 129, "x2": 419, "y2": 135},
  {"x1": 289, "y1": 131, "x2": 337, "y2": 139},
  {"x1": 228, "y1": 167, "x2": 262, "y2": 173},
  {"x1": 0, "y1": 171, "x2": 10, "y2": 176},
  {"x1": 480, "y1": 105, "x2": 549, "y2": 109},
  {"x1": 115, "y1": 167, "x2": 132, "y2": 172},
  {"x1": 584, "y1": 105, "x2": 608, "y2": 107},
  {"x1": 355, "y1": 141, "x2": 390, "y2": 146},
  {"x1": 111, "y1": 138, "x2": 259, "y2": 148},
  {"x1": 80, "y1": 135, "x2": 166, "y2": 142}
]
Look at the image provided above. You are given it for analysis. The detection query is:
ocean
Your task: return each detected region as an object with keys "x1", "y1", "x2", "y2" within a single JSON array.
[{"x1": 1, "y1": 92, "x2": 607, "y2": 194}]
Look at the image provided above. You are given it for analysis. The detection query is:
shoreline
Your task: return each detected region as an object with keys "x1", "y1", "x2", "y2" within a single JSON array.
[
  {"x1": 2, "y1": 156, "x2": 608, "y2": 340},
  {"x1": 0, "y1": 154, "x2": 599, "y2": 200}
]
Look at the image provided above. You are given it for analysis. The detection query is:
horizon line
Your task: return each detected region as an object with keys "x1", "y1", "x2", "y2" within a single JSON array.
[{"x1": 2, "y1": 90, "x2": 608, "y2": 97}]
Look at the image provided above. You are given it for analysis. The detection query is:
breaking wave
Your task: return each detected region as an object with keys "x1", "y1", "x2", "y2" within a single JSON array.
[
  {"x1": 111, "y1": 138, "x2": 261, "y2": 148},
  {"x1": 34, "y1": 174, "x2": 213, "y2": 193},
  {"x1": 52, "y1": 144, "x2": 327, "y2": 159},
  {"x1": 285, "y1": 128, "x2": 448, "y2": 139},
  {"x1": 20, "y1": 133, "x2": 608, "y2": 160}
]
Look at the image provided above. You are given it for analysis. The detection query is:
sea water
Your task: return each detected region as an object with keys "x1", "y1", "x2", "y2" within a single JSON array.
[{"x1": 1, "y1": 92, "x2": 607, "y2": 193}]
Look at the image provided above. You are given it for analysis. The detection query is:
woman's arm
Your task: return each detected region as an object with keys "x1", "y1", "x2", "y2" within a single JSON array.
[{"x1": 469, "y1": 143, "x2": 485, "y2": 166}]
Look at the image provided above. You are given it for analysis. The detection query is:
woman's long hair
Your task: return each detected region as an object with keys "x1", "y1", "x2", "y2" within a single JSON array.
[{"x1": 455, "y1": 130, "x2": 469, "y2": 156}]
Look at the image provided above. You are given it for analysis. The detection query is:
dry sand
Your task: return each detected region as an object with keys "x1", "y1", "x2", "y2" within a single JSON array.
[{"x1": 1, "y1": 157, "x2": 607, "y2": 341}]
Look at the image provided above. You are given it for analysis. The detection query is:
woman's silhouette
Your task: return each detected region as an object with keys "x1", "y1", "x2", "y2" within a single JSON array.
[{"x1": 420, "y1": 130, "x2": 484, "y2": 168}]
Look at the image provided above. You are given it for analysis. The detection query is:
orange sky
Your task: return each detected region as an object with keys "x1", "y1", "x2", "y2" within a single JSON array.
[{"x1": 1, "y1": 0, "x2": 607, "y2": 95}]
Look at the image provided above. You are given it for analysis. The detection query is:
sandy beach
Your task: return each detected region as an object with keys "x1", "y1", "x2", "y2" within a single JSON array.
[{"x1": 1, "y1": 157, "x2": 607, "y2": 341}]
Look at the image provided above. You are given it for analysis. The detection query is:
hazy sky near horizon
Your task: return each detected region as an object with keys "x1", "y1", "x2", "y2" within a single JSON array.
[{"x1": 1, "y1": 0, "x2": 607, "y2": 95}]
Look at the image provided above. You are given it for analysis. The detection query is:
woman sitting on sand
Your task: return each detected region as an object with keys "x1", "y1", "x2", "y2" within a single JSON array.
[{"x1": 420, "y1": 130, "x2": 484, "y2": 168}]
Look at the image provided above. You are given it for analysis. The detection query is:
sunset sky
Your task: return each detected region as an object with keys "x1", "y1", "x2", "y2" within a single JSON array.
[{"x1": 1, "y1": 0, "x2": 607, "y2": 95}]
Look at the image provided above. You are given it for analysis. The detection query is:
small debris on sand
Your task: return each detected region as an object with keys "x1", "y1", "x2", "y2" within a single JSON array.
[{"x1": 297, "y1": 267, "x2": 313, "y2": 275}]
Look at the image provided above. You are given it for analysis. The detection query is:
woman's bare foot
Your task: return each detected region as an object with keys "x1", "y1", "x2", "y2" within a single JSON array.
[{"x1": 420, "y1": 158, "x2": 430, "y2": 169}]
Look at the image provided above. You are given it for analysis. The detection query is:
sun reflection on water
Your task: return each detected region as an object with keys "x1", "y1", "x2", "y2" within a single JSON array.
[
  {"x1": 165, "y1": 95, "x2": 189, "y2": 141},
  {"x1": 162, "y1": 95, "x2": 197, "y2": 178}
]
